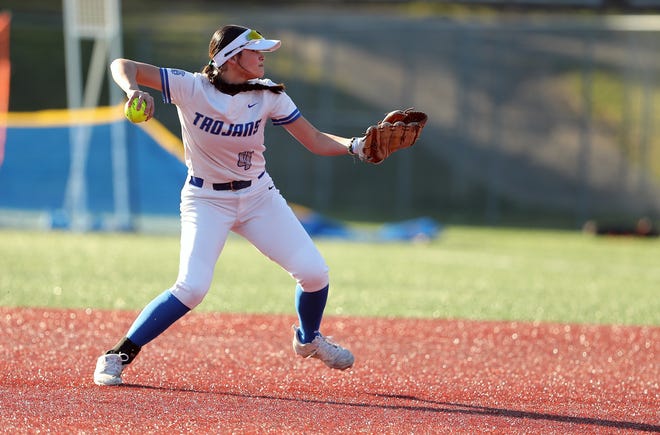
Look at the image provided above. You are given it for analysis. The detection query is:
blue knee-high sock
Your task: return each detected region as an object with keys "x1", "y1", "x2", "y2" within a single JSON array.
[
  {"x1": 295, "y1": 284, "x2": 328, "y2": 343},
  {"x1": 126, "y1": 290, "x2": 191, "y2": 346}
]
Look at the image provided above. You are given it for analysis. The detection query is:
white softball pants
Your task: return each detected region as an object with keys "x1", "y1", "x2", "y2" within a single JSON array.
[{"x1": 169, "y1": 172, "x2": 329, "y2": 309}]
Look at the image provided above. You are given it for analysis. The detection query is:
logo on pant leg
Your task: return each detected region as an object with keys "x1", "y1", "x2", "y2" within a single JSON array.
[{"x1": 237, "y1": 151, "x2": 253, "y2": 170}]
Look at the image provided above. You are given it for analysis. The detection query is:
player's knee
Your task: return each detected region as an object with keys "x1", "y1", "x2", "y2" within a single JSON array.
[
  {"x1": 169, "y1": 281, "x2": 209, "y2": 309},
  {"x1": 295, "y1": 259, "x2": 329, "y2": 292}
]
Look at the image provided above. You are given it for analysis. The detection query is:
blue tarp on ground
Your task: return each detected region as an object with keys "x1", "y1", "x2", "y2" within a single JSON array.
[{"x1": 292, "y1": 204, "x2": 442, "y2": 242}]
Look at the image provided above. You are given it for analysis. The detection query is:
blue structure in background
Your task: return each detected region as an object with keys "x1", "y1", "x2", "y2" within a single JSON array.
[
  {"x1": 0, "y1": 115, "x2": 441, "y2": 241},
  {"x1": 0, "y1": 120, "x2": 187, "y2": 224}
]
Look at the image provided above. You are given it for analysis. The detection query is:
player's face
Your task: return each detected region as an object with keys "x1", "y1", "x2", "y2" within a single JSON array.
[{"x1": 237, "y1": 50, "x2": 265, "y2": 79}]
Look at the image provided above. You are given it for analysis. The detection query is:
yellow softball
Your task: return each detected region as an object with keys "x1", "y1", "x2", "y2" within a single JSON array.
[{"x1": 124, "y1": 98, "x2": 148, "y2": 123}]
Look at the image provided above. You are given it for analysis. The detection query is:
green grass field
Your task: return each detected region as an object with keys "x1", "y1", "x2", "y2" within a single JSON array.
[{"x1": 1, "y1": 227, "x2": 658, "y2": 326}]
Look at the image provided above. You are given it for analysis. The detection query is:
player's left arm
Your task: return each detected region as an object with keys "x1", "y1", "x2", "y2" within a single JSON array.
[{"x1": 283, "y1": 116, "x2": 352, "y2": 156}]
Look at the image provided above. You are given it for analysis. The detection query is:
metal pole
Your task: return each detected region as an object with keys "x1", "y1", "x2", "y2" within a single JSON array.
[
  {"x1": 577, "y1": 32, "x2": 594, "y2": 228},
  {"x1": 62, "y1": 0, "x2": 88, "y2": 231}
]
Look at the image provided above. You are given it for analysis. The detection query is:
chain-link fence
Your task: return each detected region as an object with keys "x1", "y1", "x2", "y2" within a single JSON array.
[
  {"x1": 6, "y1": 7, "x2": 660, "y2": 227},
  {"x1": 238, "y1": 13, "x2": 660, "y2": 227}
]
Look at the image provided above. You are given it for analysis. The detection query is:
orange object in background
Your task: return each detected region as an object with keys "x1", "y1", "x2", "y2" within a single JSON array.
[{"x1": 0, "y1": 12, "x2": 10, "y2": 167}]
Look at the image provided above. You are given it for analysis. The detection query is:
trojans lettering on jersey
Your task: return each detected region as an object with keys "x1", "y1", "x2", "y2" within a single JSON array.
[{"x1": 192, "y1": 112, "x2": 262, "y2": 137}]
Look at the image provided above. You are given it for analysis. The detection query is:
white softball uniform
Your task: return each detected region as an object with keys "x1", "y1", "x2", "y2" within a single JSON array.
[{"x1": 159, "y1": 68, "x2": 329, "y2": 308}]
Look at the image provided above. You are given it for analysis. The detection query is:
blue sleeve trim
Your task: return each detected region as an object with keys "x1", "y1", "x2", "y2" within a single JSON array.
[
  {"x1": 160, "y1": 68, "x2": 171, "y2": 104},
  {"x1": 271, "y1": 108, "x2": 301, "y2": 126}
]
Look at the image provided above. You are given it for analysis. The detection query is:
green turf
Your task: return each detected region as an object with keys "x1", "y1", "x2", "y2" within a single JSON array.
[{"x1": 0, "y1": 227, "x2": 658, "y2": 326}]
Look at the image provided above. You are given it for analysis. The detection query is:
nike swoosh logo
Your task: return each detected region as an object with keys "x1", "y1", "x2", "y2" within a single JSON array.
[
  {"x1": 268, "y1": 185, "x2": 274, "y2": 190},
  {"x1": 248, "y1": 103, "x2": 258, "y2": 108}
]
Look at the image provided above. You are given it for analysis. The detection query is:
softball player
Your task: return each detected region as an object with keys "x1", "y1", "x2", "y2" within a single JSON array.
[{"x1": 94, "y1": 25, "x2": 362, "y2": 386}]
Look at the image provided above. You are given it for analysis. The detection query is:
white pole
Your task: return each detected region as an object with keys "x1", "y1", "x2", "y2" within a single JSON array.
[
  {"x1": 107, "y1": 0, "x2": 131, "y2": 230},
  {"x1": 62, "y1": 0, "x2": 88, "y2": 231},
  {"x1": 62, "y1": 0, "x2": 130, "y2": 231}
]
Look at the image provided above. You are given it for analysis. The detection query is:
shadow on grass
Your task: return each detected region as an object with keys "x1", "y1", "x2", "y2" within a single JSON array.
[{"x1": 119, "y1": 384, "x2": 659, "y2": 433}]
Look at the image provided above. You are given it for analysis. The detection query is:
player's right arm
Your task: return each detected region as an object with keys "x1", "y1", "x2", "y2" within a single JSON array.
[{"x1": 110, "y1": 58, "x2": 161, "y2": 120}]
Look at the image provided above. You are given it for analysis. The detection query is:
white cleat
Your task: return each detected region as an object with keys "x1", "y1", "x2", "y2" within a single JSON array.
[
  {"x1": 292, "y1": 326, "x2": 354, "y2": 370},
  {"x1": 93, "y1": 353, "x2": 128, "y2": 386}
]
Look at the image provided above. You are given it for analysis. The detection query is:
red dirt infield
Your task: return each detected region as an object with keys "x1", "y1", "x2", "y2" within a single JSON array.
[{"x1": 1, "y1": 307, "x2": 658, "y2": 434}]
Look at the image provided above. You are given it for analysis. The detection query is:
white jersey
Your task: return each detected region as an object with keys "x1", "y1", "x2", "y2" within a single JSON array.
[{"x1": 159, "y1": 67, "x2": 300, "y2": 182}]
